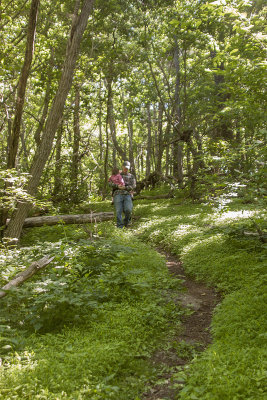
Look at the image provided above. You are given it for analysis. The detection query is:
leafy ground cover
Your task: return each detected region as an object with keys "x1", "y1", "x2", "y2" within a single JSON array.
[
  {"x1": 133, "y1": 191, "x2": 266, "y2": 400},
  {"x1": 0, "y1": 224, "x2": 184, "y2": 399},
  {"x1": 0, "y1": 192, "x2": 266, "y2": 399}
]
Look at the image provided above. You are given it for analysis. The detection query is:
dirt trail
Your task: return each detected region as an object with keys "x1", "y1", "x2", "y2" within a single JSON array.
[{"x1": 143, "y1": 250, "x2": 221, "y2": 400}]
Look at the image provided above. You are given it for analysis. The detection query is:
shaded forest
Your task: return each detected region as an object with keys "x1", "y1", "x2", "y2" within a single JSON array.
[
  {"x1": 0, "y1": 2, "x2": 266, "y2": 399},
  {"x1": 0, "y1": 0, "x2": 266, "y2": 241}
]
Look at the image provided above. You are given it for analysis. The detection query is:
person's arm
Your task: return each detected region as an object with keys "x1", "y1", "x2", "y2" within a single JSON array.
[
  {"x1": 124, "y1": 174, "x2": 136, "y2": 191},
  {"x1": 108, "y1": 180, "x2": 118, "y2": 190}
]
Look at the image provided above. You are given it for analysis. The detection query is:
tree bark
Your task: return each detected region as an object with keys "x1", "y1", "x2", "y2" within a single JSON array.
[
  {"x1": 146, "y1": 103, "x2": 152, "y2": 177},
  {"x1": 0, "y1": 255, "x2": 54, "y2": 298},
  {"x1": 127, "y1": 118, "x2": 136, "y2": 177},
  {"x1": 102, "y1": 110, "x2": 109, "y2": 200},
  {"x1": 1, "y1": 0, "x2": 39, "y2": 233},
  {"x1": 7, "y1": 0, "x2": 40, "y2": 169},
  {"x1": 71, "y1": 85, "x2": 81, "y2": 202},
  {"x1": 155, "y1": 102, "x2": 164, "y2": 174},
  {"x1": 34, "y1": 49, "x2": 54, "y2": 146},
  {"x1": 7, "y1": 212, "x2": 114, "y2": 228},
  {"x1": 106, "y1": 78, "x2": 127, "y2": 161},
  {"x1": 4, "y1": 0, "x2": 95, "y2": 241},
  {"x1": 172, "y1": 36, "x2": 183, "y2": 187},
  {"x1": 210, "y1": 48, "x2": 233, "y2": 140},
  {"x1": 53, "y1": 123, "x2": 63, "y2": 200}
]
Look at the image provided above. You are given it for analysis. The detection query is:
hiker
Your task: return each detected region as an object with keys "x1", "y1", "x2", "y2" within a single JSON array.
[
  {"x1": 108, "y1": 167, "x2": 125, "y2": 204},
  {"x1": 109, "y1": 161, "x2": 136, "y2": 228}
]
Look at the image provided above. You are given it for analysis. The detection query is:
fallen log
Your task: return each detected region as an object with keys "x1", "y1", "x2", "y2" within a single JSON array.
[
  {"x1": 7, "y1": 212, "x2": 114, "y2": 228},
  {"x1": 134, "y1": 192, "x2": 175, "y2": 200},
  {"x1": 0, "y1": 255, "x2": 54, "y2": 298}
]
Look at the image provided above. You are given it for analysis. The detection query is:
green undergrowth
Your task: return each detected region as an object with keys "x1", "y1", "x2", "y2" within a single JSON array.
[
  {"x1": 0, "y1": 225, "x2": 184, "y2": 399},
  {"x1": 134, "y1": 196, "x2": 266, "y2": 399}
]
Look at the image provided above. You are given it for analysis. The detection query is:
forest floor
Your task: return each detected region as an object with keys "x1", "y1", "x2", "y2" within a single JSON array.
[
  {"x1": 1, "y1": 197, "x2": 265, "y2": 399},
  {"x1": 143, "y1": 249, "x2": 220, "y2": 400}
]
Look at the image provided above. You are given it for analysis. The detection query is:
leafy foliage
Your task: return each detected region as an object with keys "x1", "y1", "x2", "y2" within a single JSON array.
[
  {"x1": 0, "y1": 225, "x2": 183, "y2": 399},
  {"x1": 136, "y1": 196, "x2": 266, "y2": 399}
]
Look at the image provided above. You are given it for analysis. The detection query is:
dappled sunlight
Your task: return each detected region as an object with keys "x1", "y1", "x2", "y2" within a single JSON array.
[
  {"x1": 182, "y1": 234, "x2": 224, "y2": 255},
  {"x1": 214, "y1": 210, "x2": 258, "y2": 223},
  {"x1": 185, "y1": 214, "x2": 204, "y2": 220},
  {"x1": 172, "y1": 224, "x2": 201, "y2": 239},
  {"x1": 135, "y1": 216, "x2": 179, "y2": 236}
]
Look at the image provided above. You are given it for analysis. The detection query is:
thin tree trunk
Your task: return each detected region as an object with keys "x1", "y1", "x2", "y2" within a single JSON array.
[
  {"x1": 102, "y1": 112, "x2": 109, "y2": 200},
  {"x1": 71, "y1": 85, "x2": 81, "y2": 202},
  {"x1": 188, "y1": 131, "x2": 205, "y2": 199},
  {"x1": 127, "y1": 118, "x2": 136, "y2": 177},
  {"x1": 173, "y1": 35, "x2": 183, "y2": 187},
  {"x1": 98, "y1": 77, "x2": 105, "y2": 197},
  {"x1": 34, "y1": 49, "x2": 54, "y2": 146},
  {"x1": 53, "y1": 123, "x2": 63, "y2": 200},
  {"x1": 1, "y1": 0, "x2": 39, "y2": 233},
  {"x1": 146, "y1": 103, "x2": 152, "y2": 177},
  {"x1": 4, "y1": 0, "x2": 95, "y2": 241},
  {"x1": 106, "y1": 78, "x2": 127, "y2": 161},
  {"x1": 19, "y1": 125, "x2": 29, "y2": 170},
  {"x1": 7, "y1": 0, "x2": 39, "y2": 169},
  {"x1": 155, "y1": 102, "x2": 163, "y2": 174},
  {"x1": 210, "y1": 48, "x2": 233, "y2": 140}
]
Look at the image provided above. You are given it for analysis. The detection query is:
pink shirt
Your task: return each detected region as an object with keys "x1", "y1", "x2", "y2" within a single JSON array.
[{"x1": 108, "y1": 173, "x2": 125, "y2": 186}]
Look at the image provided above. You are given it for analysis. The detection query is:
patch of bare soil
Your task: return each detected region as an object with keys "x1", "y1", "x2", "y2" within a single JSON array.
[{"x1": 142, "y1": 250, "x2": 221, "y2": 400}]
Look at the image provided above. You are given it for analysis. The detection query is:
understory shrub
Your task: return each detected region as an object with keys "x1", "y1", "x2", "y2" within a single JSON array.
[{"x1": 0, "y1": 226, "x2": 183, "y2": 399}]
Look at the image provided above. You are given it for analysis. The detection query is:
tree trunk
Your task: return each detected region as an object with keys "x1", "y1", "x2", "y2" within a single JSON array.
[
  {"x1": 106, "y1": 78, "x2": 127, "y2": 161},
  {"x1": 98, "y1": 84, "x2": 104, "y2": 197},
  {"x1": 34, "y1": 48, "x2": 54, "y2": 146},
  {"x1": 188, "y1": 131, "x2": 205, "y2": 199},
  {"x1": 4, "y1": 0, "x2": 95, "y2": 241},
  {"x1": 53, "y1": 123, "x2": 63, "y2": 200},
  {"x1": 127, "y1": 118, "x2": 136, "y2": 177},
  {"x1": 0, "y1": 0, "x2": 39, "y2": 233},
  {"x1": 102, "y1": 111, "x2": 109, "y2": 200},
  {"x1": 71, "y1": 85, "x2": 81, "y2": 202},
  {"x1": 146, "y1": 103, "x2": 152, "y2": 177},
  {"x1": 155, "y1": 102, "x2": 164, "y2": 174},
  {"x1": 172, "y1": 35, "x2": 183, "y2": 187},
  {"x1": 210, "y1": 48, "x2": 233, "y2": 140},
  {"x1": 7, "y1": 0, "x2": 39, "y2": 169}
]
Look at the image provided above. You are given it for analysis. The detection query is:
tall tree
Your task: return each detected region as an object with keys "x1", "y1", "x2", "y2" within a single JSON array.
[
  {"x1": 70, "y1": 85, "x2": 81, "y2": 202},
  {"x1": 4, "y1": 0, "x2": 95, "y2": 240},
  {"x1": 7, "y1": 0, "x2": 40, "y2": 169},
  {"x1": 146, "y1": 103, "x2": 152, "y2": 177},
  {"x1": 172, "y1": 36, "x2": 183, "y2": 186}
]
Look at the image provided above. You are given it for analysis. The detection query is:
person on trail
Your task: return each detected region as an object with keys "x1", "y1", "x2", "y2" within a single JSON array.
[
  {"x1": 108, "y1": 167, "x2": 125, "y2": 204},
  {"x1": 109, "y1": 161, "x2": 136, "y2": 228}
]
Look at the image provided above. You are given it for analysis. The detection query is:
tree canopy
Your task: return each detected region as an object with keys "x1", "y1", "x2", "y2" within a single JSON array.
[{"x1": 0, "y1": 0, "x2": 266, "y2": 240}]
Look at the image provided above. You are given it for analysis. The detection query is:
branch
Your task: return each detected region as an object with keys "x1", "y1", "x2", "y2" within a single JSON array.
[{"x1": 0, "y1": 255, "x2": 54, "y2": 298}]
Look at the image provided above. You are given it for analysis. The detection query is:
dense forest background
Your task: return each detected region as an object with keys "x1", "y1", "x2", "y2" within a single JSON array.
[
  {"x1": 0, "y1": 0, "x2": 266, "y2": 238},
  {"x1": 0, "y1": 1, "x2": 266, "y2": 399}
]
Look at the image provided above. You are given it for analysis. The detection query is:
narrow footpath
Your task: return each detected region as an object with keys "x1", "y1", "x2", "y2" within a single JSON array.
[{"x1": 143, "y1": 249, "x2": 221, "y2": 400}]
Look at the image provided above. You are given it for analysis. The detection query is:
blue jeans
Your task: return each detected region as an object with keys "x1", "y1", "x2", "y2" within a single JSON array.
[{"x1": 113, "y1": 194, "x2": 133, "y2": 228}]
